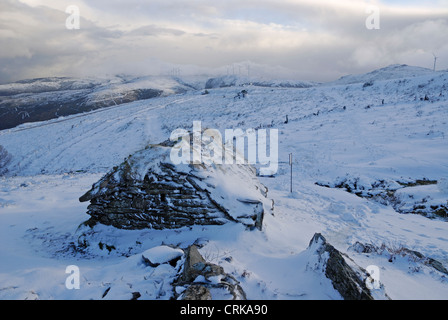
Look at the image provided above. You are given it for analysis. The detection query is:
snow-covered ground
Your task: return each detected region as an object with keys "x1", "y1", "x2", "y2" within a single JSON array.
[{"x1": 0, "y1": 64, "x2": 447, "y2": 300}]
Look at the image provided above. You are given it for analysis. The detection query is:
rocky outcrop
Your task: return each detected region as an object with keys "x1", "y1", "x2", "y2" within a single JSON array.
[
  {"x1": 79, "y1": 135, "x2": 271, "y2": 231},
  {"x1": 308, "y1": 233, "x2": 390, "y2": 300},
  {"x1": 316, "y1": 177, "x2": 448, "y2": 221},
  {"x1": 174, "y1": 245, "x2": 246, "y2": 300},
  {"x1": 349, "y1": 241, "x2": 448, "y2": 276}
]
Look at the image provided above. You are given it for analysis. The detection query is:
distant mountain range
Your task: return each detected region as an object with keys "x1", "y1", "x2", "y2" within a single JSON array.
[{"x1": 0, "y1": 64, "x2": 438, "y2": 131}]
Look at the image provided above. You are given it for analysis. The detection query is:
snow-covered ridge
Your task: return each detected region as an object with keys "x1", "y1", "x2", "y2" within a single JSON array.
[
  {"x1": 329, "y1": 64, "x2": 437, "y2": 86},
  {"x1": 204, "y1": 75, "x2": 317, "y2": 89},
  {"x1": 0, "y1": 64, "x2": 439, "y2": 131},
  {"x1": 0, "y1": 75, "x2": 203, "y2": 131}
]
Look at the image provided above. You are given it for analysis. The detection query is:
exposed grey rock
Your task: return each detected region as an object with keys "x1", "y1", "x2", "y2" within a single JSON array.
[
  {"x1": 427, "y1": 258, "x2": 448, "y2": 276},
  {"x1": 182, "y1": 285, "x2": 212, "y2": 300},
  {"x1": 131, "y1": 292, "x2": 141, "y2": 300},
  {"x1": 176, "y1": 245, "x2": 246, "y2": 300},
  {"x1": 349, "y1": 241, "x2": 378, "y2": 254},
  {"x1": 79, "y1": 134, "x2": 271, "y2": 231},
  {"x1": 308, "y1": 233, "x2": 390, "y2": 300},
  {"x1": 181, "y1": 245, "x2": 207, "y2": 283}
]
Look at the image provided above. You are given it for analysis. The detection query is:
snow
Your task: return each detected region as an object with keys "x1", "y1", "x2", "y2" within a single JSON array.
[
  {"x1": 329, "y1": 64, "x2": 437, "y2": 86},
  {"x1": 0, "y1": 65, "x2": 448, "y2": 300},
  {"x1": 141, "y1": 246, "x2": 184, "y2": 266},
  {"x1": 439, "y1": 178, "x2": 448, "y2": 194}
]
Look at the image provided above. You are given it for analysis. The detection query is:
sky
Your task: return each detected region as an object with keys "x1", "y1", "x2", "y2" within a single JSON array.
[{"x1": 0, "y1": 0, "x2": 447, "y2": 83}]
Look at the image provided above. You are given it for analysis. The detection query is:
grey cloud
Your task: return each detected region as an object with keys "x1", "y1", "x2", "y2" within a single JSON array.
[
  {"x1": 1, "y1": 0, "x2": 447, "y2": 83},
  {"x1": 127, "y1": 25, "x2": 186, "y2": 37}
]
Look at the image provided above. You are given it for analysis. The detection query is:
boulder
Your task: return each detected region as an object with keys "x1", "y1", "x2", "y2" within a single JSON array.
[
  {"x1": 175, "y1": 245, "x2": 246, "y2": 300},
  {"x1": 182, "y1": 285, "x2": 212, "y2": 300},
  {"x1": 181, "y1": 245, "x2": 207, "y2": 283},
  {"x1": 308, "y1": 233, "x2": 390, "y2": 300},
  {"x1": 141, "y1": 245, "x2": 184, "y2": 268}
]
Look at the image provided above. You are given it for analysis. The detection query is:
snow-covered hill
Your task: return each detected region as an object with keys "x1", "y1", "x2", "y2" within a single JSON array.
[
  {"x1": 204, "y1": 75, "x2": 317, "y2": 89},
  {"x1": 0, "y1": 75, "x2": 207, "y2": 131},
  {"x1": 0, "y1": 74, "x2": 317, "y2": 132},
  {"x1": 0, "y1": 65, "x2": 447, "y2": 300},
  {"x1": 329, "y1": 64, "x2": 436, "y2": 86}
]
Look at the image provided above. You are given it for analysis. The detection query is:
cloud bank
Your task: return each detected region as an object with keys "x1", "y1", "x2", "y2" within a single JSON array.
[{"x1": 0, "y1": 0, "x2": 447, "y2": 83}]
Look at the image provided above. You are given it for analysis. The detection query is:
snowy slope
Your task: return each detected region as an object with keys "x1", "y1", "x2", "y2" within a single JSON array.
[
  {"x1": 0, "y1": 65, "x2": 447, "y2": 300},
  {"x1": 205, "y1": 75, "x2": 316, "y2": 89},
  {"x1": 329, "y1": 64, "x2": 436, "y2": 86},
  {"x1": 0, "y1": 75, "x2": 205, "y2": 131}
]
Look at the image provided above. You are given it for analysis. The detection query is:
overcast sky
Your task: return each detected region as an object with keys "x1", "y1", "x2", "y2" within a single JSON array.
[{"x1": 0, "y1": 0, "x2": 447, "y2": 83}]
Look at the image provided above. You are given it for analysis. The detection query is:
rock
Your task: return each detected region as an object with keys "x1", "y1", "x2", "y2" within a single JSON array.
[
  {"x1": 181, "y1": 245, "x2": 207, "y2": 283},
  {"x1": 141, "y1": 245, "x2": 184, "y2": 268},
  {"x1": 350, "y1": 241, "x2": 448, "y2": 276},
  {"x1": 79, "y1": 134, "x2": 271, "y2": 231},
  {"x1": 427, "y1": 258, "x2": 448, "y2": 276},
  {"x1": 175, "y1": 245, "x2": 246, "y2": 300},
  {"x1": 182, "y1": 285, "x2": 212, "y2": 300},
  {"x1": 348, "y1": 241, "x2": 378, "y2": 254},
  {"x1": 131, "y1": 292, "x2": 141, "y2": 300},
  {"x1": 308, "y1": 233, "x2": 390, "y2": 300}
]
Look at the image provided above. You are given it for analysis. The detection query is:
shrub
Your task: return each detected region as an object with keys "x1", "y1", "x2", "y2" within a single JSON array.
[{"x1": 363, "y1": 80, "x2": 374, "y2": 88}]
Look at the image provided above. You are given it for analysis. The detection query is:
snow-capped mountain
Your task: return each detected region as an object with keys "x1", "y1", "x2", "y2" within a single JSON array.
[
  {"x1": 0, "y1": 75, "x2": 209, "y2": 131},
  {"x1": 0, "y1": 73, "x2": 319, "y2": 132},
  {"x1": 0, "y1": 65, "x2": 447, "y2": 300}
]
